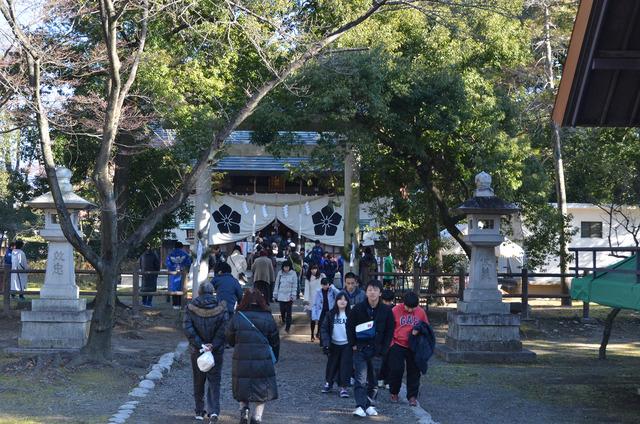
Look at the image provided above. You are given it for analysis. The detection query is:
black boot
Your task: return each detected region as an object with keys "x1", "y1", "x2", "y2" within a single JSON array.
[{"x1": 239, "y1": 406, "x2": 250, "y2": 424}]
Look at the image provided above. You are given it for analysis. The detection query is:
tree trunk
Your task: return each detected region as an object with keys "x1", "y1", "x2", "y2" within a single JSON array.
[
  {"x1": 553, "y1": 123, "x2": 571, "y2": 306},
  {"x1": 343, "y1": 145, "x2": 361, "y2": 275},
  {"x1": 83, "y1": 266, "x2": 119, "y2": 359},
  {"x1": 544, "y1": 4, "x2": 571, "y2": 306}
]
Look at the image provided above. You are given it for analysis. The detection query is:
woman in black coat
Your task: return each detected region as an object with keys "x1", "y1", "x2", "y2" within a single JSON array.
[{"x1": 226, "y1": 288, "x2": 280, "y2": 424}]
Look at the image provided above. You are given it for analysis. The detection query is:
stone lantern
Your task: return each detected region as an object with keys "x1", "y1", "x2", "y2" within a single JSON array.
[
  {"x1": 437, "y1": 172, "x2": 535, "y2": 363},
  {"x1": 19, "y1": 167, "x2": 95, "y2": 351}
]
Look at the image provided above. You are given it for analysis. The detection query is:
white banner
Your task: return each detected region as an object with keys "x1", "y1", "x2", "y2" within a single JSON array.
[{"x1": 208, "y1": 193, "x2": 345, "y2": 246}]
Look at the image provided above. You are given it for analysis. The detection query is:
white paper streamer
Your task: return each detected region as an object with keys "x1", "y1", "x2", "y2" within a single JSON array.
[
  {"x1": 262, "y1": 204, "x2": 268, "y2": 218},
  {"x1": 304, "y1": 202, "x2": 311, "y2": 216},
  {"x1": 282, "y1": 204, "x2": 289, "y2": 218},
  {"x1": 242, "y1": 201, "x2": 249, "y2": 215}
]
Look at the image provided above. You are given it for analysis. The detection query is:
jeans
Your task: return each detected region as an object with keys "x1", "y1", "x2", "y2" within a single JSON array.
[
  {"x1": 190, "y1": 350, "x2": 224, "y2": 416},
  {"x1": 387, "y1": 344, "x2": 421, "y2": 399},
  {"x1": 353, "y1": 349, "x2": 382, "y2": 409},
  {"x1": 325, "y1": 343, "x2": 353, "y2": 387},
  {"x1": 279, "y1": 301, "x2": 293, "y2": 332}
]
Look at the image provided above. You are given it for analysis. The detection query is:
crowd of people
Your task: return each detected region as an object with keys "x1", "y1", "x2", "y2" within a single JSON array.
[{"x1": 181, "y1": 237, "x2": 435, "y2": 424}]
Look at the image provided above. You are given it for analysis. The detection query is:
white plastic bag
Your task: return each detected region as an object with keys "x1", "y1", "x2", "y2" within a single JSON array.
[{"x1": 197, "y1": 345, "x2": 215, "y2": 372}]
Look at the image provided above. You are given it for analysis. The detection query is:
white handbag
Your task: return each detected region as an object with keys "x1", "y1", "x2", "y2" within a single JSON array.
[{"x1": 197, "y1": 345, "x2": 215, "y2": 372}]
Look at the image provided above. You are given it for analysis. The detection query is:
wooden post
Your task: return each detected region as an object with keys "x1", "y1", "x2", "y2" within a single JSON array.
[
  {"x1": 181, "y1": 268, "x2": 189, "y2": 307},
  {"x1": 458, "y1": 269, "x2": 465, "y2": 303},
  {"x1": 582, "y1": 301, "x2": 590, "y2": 319},
  {"x1": 3, "y1": 267, "x2": 10, "y2": 314},
  {"x1": 521, "y1": 267, "x2": 529, "y2": 320},
  {"x1": 132, "y1": 266, "x2": 140, "y2": 316},
  {"x1": 412, "y1": 266, "x2": 420, "y2": 297},
  {"x1": 599, "y1": 307, "x2": 621, "y2": 360}
]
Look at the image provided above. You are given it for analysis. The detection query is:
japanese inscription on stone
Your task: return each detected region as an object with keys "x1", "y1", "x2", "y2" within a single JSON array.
[{"x1": 53, "y1": 251, "x2": 64, "y2": 276}]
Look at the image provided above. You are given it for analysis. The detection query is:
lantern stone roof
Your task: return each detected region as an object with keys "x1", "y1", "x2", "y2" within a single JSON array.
[
  {"x1": 27, "y1": 167, "x2": 96, "y2": 210},
  {"x1": 455, "y1": 196, "x2": 520, "y2": 216},
  {"x1": 27, "y1": 191, "x2": 96, "y2": 210}
]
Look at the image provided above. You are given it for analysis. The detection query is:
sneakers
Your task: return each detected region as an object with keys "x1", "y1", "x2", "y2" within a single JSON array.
[
  {"x1": 339, "y1": 388, "x2": 349, "y2": 398},
  {"x1": 240, "y1": 406, "x2": 250, "y2": 424},
  {"x1": 209, "y1": 414, "x2": 219, "y2": 423},
  {"x1": 249, "y1": 418, "x2": 261, "y2": 424},
  {"x1": 390, "y1": 393, "x2": 399, "y2": 403},
  {"x1": 172, "y1": 305, "x2": 180, "y2": 310},
  {"x1": 349, "y1": 377, "x2": 355, "y2": 386},
  {"x1": 377, "y1": 379, "x2": 385, "y2": 388},
  {"x1": 353, "y1": 407, "x2": 367, "y2": 417},
  {"x1": 321, "y1": 382, "x2": 332, "y2": 393},
  {"x1": 408, "y1": 397, "x2": 418, "y2": 407},
  {"x1": 194, "y1": 413, "x2": 205, "y2": 421},
  {"x1": 365, "y1": 406, "x2": 378, "y2": 416}
]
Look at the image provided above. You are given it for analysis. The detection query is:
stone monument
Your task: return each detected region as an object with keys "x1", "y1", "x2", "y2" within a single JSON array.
[
  {"x1": 18, "y1": 167, "x2": 95, "y2": 351},
  {"x1": 436, "y1": 172, "x2": 536, "y2": 363}
]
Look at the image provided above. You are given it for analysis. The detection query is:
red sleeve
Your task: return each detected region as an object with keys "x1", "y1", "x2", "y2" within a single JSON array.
[{"x1": 419, "y1": 307, "x2": 429, "y2": 324}]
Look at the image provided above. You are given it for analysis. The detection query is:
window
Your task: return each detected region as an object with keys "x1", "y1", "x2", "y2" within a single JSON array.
[
  {"x1": 186, "y1": 229, "x2": 195, "y2": 240},
  {"x1": 581, "y1": 221, "x2": 602, "y2": 238}
]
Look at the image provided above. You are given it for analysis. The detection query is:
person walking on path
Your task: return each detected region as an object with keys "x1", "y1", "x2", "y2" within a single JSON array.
[
  {"x1": 11, "y1": 240, "x2": 28, "y2": 300},
  {"x1": 226, "y1": 289, "x2": 280, "y2": 424},
  {"x1": 312, "y1": 278, "x2": 340, "y2": 343},
  {"x1": 211, "y1": 262, "x2": 243, "y2": 315},
  {"x1": 320, "y1": 292, "x2": 352, "y2": 397},
  {"x1": 303, "y1": 264, "x2": 325, "y2": 341},
  {"x1": 166, "y1": 241, "x2": 192, "y2": 309},
  {"x1": 228, "y1": 245, "x2": 247, "y2": 280},
  {"x1": 273, "y1": 260, "x2": 298, "y2": 334},
  {"x1": 358, "y1": 248, "x2": 377, "y2": 290},
  {"x1": 382, "y1": 252, "x2": 395, "y2": 289},
  {"x1": 251, "y1": 250, "x2": 275, "y2": 304},
  {"x1": 4, "y1": 241, "x2": 14, "y2": 268},
  {"x1": 388, "y1": 291, "x2": 429, "y2": 407},
  {"x1": 341, "y1": 272, "x2": 365, "y2": 310},
  {"x1": 139, "y1": 244, "x2": 160, "y2": 307},
  {"x1": 183, "y1": 282, "x2": 229, "y2": 423},
  {"x1": 347, "y1": 280, "x2": 395, "y2": 418}
]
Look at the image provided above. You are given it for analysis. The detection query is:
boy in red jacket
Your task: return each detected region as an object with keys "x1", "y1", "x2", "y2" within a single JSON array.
[{"x1": 388, "y1": 291, "x2": 429, "y2": 406}]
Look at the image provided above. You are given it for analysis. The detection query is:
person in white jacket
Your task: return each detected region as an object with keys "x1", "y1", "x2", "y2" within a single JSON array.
[
  {"x1": 227, "y1": 245, "x2": 247, "y2": 280},
  {"x1": 273, "y1": 260, "x2": 298, "y2": 333},
  {"x1": 11, "y1": 240, "x2": 28, "y2": 300},
  {"x1": 304, "y1": 264, "x2": 325, "y2": 341}
]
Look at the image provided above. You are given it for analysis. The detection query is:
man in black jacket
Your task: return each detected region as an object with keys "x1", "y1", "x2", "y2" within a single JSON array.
[
  {"x1": 184, "y1": 282, "x2": 229, "y2": 422},
  {"x1": 346, "y1": 280, "x2": 395, "y2": 418}
]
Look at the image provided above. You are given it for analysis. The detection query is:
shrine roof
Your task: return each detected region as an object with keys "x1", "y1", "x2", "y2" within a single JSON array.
[{"x1": 553, "y1": 0, "x2": 640, "y2": 127}]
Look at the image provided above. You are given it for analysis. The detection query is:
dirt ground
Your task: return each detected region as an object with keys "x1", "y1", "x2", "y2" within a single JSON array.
[
  {"x1": 0, "y1": 299, "x2": 638, "y2": 423},
  {"x1": 0, "y1": 301, "x2": 184, "y2": 424},
  {"x1": 422, "y1": 301, "x2": 640, "y2": 424}
]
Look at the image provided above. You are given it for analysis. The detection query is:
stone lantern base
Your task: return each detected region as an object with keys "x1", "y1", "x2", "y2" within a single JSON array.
[
  {"x1": 436, "y1": 307, "x2": 536, "y2": 363},
  {"x1": 18, "y1": 298, "x2": 92, "y2": 351}
]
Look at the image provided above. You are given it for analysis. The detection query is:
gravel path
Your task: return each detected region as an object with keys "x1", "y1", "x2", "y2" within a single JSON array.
[{"x1": 130, "y1": 311, "x2": 420, "y2": 423}]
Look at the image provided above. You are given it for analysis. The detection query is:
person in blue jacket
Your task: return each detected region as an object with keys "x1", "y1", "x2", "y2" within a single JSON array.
[
  {"x1": 4, "y1": 241, "x2": 14, "y2": 268},
  {"x1": 166, "y1": 241, "x2": 192, "y2": 309},
  {"x1": 211, "y1": 261, "x2": 243, "y2": 314}
]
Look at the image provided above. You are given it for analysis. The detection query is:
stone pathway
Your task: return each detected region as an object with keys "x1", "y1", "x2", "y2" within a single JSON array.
[{"x1": 130, "y1": 312, "x2": 422, "y2": 423}]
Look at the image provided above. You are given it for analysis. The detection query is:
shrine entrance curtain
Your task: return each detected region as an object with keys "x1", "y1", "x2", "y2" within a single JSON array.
[{"x1": 207, "y1": 193, "x2": 345, "y2": 247}]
